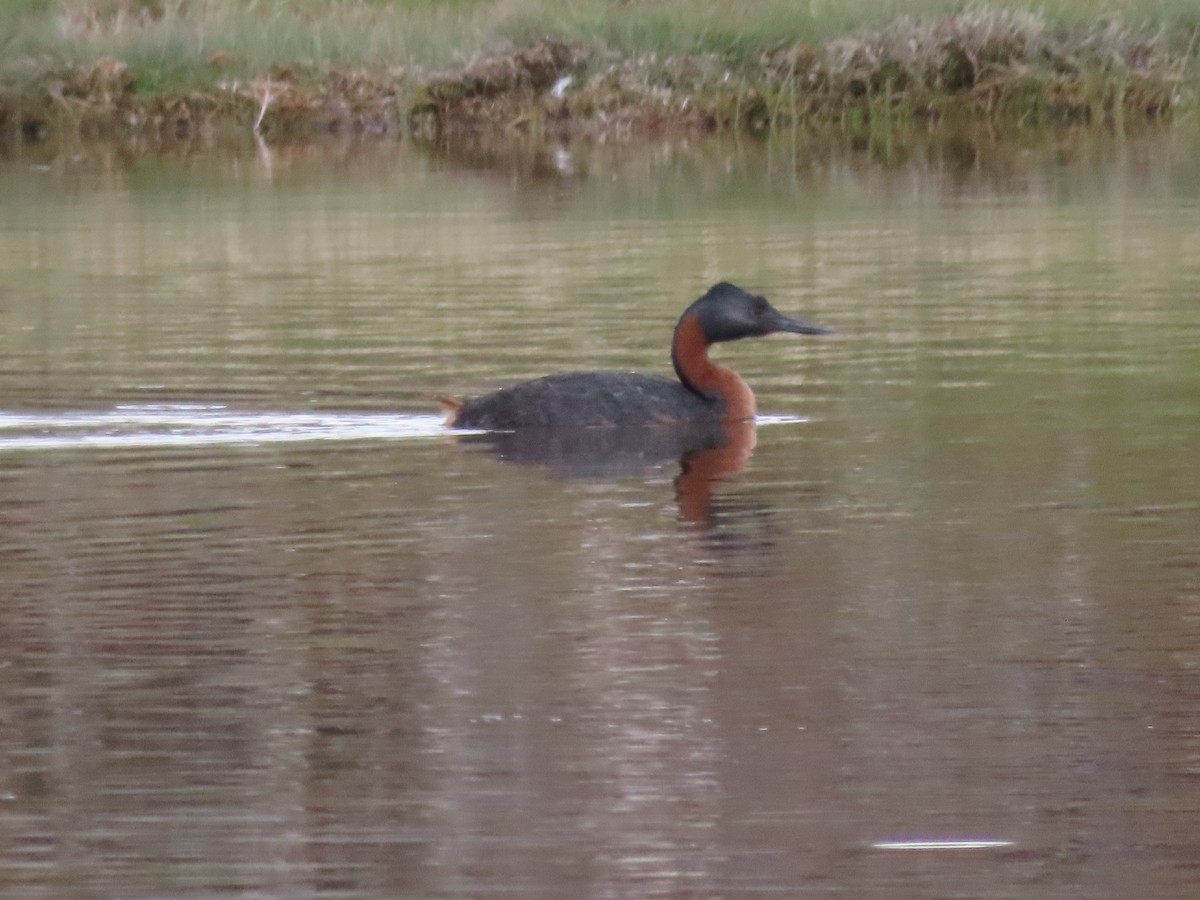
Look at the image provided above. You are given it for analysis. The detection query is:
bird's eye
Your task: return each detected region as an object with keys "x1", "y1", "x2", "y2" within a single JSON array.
[{"x1": 752, "y1": 296, "x2": 768, "y2": 315}]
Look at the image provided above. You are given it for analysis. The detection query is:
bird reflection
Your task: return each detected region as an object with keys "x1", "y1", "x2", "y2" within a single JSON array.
[{"x1": 455, "y1": 419, "x2": 761, "y2": 527}]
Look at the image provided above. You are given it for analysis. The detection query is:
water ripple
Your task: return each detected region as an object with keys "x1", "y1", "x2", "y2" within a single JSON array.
[{"x1": 0, "y1": 405, "x2": 446, "y2": 452}]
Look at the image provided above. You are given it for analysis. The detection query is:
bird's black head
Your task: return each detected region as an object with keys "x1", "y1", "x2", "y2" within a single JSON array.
[{"x1": 685, "y1": 282, "x2": 831, "y2": 344}]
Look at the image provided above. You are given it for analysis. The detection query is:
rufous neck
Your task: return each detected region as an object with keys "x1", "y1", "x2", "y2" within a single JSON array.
[{"x1": 671, "y1": 312, "x2": 757, "y2": 421}]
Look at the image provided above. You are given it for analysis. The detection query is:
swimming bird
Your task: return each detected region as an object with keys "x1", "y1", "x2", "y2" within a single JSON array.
[{"x1": 445, "y1": 282, "x2": 830, "y2": 430}]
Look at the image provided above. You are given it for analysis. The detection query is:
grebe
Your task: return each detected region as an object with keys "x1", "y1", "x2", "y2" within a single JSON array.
[{"x1": 446, "y1": 282, "x2": 830, "y2": 430}]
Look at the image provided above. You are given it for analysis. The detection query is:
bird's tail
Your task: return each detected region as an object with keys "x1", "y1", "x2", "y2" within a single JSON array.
[{"x1": 437, "y1": 395, "x2": 462, "y2": 426}]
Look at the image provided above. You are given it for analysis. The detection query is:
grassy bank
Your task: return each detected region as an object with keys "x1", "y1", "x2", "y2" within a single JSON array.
[{"x1": 2, "y1": 0, "x2": 1198, "y2": 140}]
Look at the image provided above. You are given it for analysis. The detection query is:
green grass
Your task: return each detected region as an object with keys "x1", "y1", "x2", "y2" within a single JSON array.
[
  {"x1": 1, "y1": 1, "x2": 1197, "y2": 135},
  {"x1": 3, "y1": 1, "x2": 1197, "y2": 78},
  {"x1": 2, "y1": 1, "x2": 492, "y2": 88}
]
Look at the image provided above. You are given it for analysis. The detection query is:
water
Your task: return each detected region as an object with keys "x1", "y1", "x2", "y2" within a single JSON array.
[{"x1": 2, "y1": 128, "x2": 1199, "y2": 898}]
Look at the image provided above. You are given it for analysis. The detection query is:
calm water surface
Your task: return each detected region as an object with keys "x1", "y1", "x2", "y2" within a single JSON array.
[{"x1": 1, "y1": 128, "x2": 1199, "y2": 898}]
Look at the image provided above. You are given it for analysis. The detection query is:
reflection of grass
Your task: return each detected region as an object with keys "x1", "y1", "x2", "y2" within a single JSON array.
[{"x1": 1, "y1": 1, "x2": 1197, "y2": 138}]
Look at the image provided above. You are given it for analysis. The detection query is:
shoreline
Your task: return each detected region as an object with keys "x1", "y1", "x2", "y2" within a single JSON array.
[{"x1": 2, "y1": 4, "x2": 1196, "y2": 143}]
